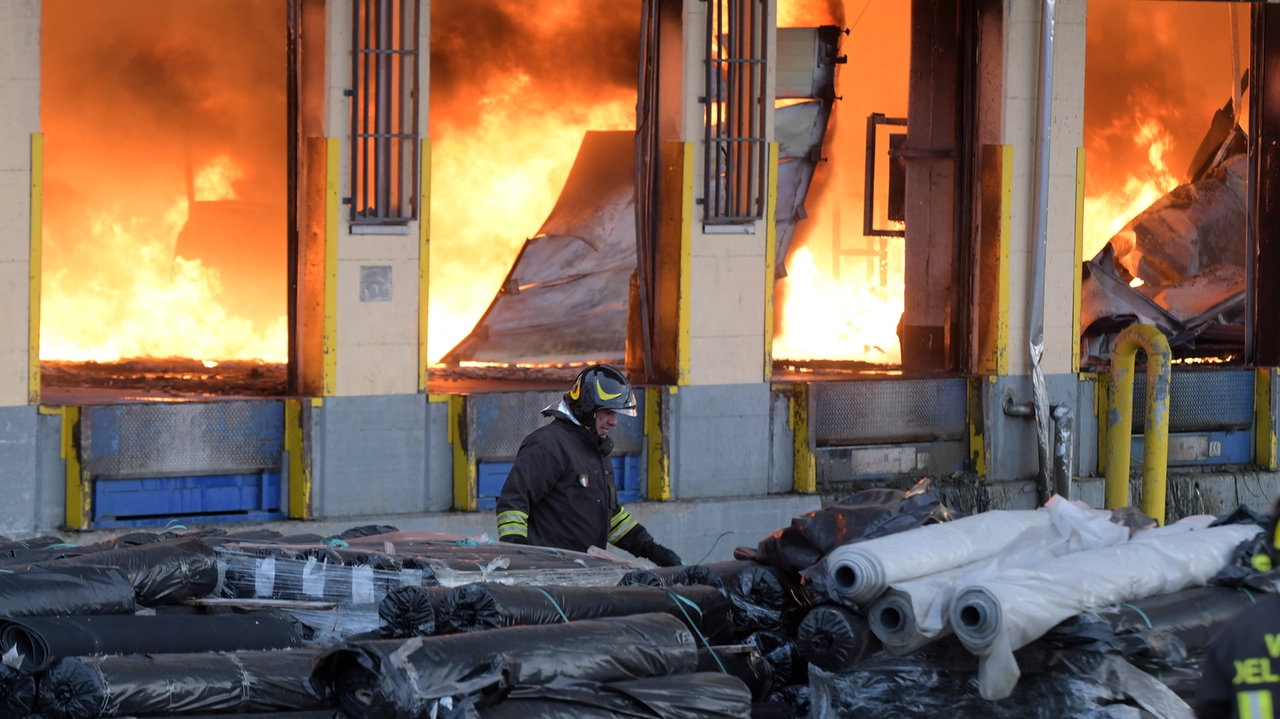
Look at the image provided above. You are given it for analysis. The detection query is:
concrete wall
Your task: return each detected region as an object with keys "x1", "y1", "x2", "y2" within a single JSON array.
[
  {"x1": 0, "y1": 1, "x2": 40, "y2": 408},
  {"x1": 322, "y1": 0, "x2": 426, "y2": 397},
  {"x1": 310, "y1": 394, "x2": 432, "y2": 517},
  {"x1": 667, "y1": 383, "x2": 773, "y2": 498},
  {"x1": 679, "y1": 0, "x2": 775, "y2": 386},
  {"x1": 1001, "y1": 0, "x2": 1086, "y2": 377}
]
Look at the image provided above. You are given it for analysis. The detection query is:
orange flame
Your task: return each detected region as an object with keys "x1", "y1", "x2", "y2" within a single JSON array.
[
  {"x1": 193, "y1": 155, "x2": 243, "y2": 202},
  {"x1": 1082, "y1": 119, "x2": 1181, "y2": 260}
]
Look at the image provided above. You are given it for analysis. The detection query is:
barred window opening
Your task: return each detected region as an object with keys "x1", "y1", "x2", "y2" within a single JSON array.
[
  {"x1": 704, "y1": 0, "x2": 769, "y2": 224},
  {"x1": 350, "y1": 0, "x2": 420, "y2": 224}
]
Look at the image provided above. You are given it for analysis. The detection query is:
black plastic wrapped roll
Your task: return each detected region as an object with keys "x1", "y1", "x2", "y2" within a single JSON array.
[
  {"x1": 0, "y1": 567, "x2": 135, "y2": 618},
  {"x1": 311, "y1": 613, "x2": 698, "y2": 719},
  {"x1": 378, "y1": 585, "x2": 451, "y2": 638},
  {"x1": 1095, "y1": 585, "x2": 1256, "y2": 653},
  {"x1": 746, "y1": 631, "x2": 807, "y2": 686},
  {"x1": 23, "y1": 538, "x2": 218, "y2": 605},
  {"x1": 37, "y1": 649, "x2": 324, "y2": 719},
  {"x1": 475, "y1": 673, "x2": 754, "y2": 719},
  {"x1": 0, "y1": 614, "x2": 304, "y2": 671},
  {"x1": 698, "y1": 648, "x2": 773, "y2": 700},
  {"x1": 221, "y1": 551, "x2": 421, "y2": 606},
  {"x1": 617, "y1": 566, "x2": 685, "y2": 587},
  {"x1": 728, "y1": 565, "x2": 809, "y2": 632},
  {"x1": 146, "y1": 713, "x2": 345, "y2": 719},
  {"x1": 0, "y1": 664, "x2": 36, "y2": 716},
  {"x1": 442, "y1": 584, "x2": 734, "y2": 643},
  {"x1": 795, "y1": 604, "x2": 881, "y2": 673}
]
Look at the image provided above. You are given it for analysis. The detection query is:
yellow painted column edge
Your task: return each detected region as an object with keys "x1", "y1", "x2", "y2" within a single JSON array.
[
  {"x1": 62, "y1": 406, "x2": 87, "y2": 530},
  {"x1": 1256, "y1": 368, "x2": 1277, "y2": 471},
  {"x1": 29, "y1": 134, "x2": 43, "y2": 405},
  {"x1": 1096, "y1": 371, "x2": 1109, "y2": 474},
  {"x1": 792, "y1": 384, "x2": 815, "y2": 493},
  {"x1": 450, "y1": 395, "x2": 477, "y2": 511},
  {"x1": 995, "y1": 144, "x2": 1013, "y2": 376},
  {"x1": 968, "y1": 377, "x2": 986, "y2": 476},
  {"x1": 677, "y1": 142, "x2": 694, "y2": 387},
  {"x1": 418, "y1": 138, "x2": 432, "y2": 393},
  {"x1": 764, "y1": 142, "x2": 779, "y2": 382},
  {"x1": 644, "y1": 387, "x2": 671, "y2": 500},
  {"x1": 322, "y1": 137, "x2": 340, "y2": 397},
  {"x1": 285, "y1": 398, "x2": 310, "y2": 519},
  {"x1": 1072, "y1": 148, "x2": 1086, "y2": 374}
]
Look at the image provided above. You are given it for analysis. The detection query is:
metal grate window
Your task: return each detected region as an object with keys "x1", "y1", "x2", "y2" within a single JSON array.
[
  {"x1": 349, "y1": 0, "x2": 420, "y2": 224},
  {"x1": 704, "y1": 0, "x2": 769, "y2": 224}
]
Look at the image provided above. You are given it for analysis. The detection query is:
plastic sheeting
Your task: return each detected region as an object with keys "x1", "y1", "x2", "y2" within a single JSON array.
[
  {"x1": 23, "y1": 538, "x2": 218, "y2": 606},
  {"x1": 0, "y1": 568, "x2": 135, "y2": 618},
  {"x1": 866, "y1": 497, "x2": 1130, "y2": 655},
  {"x1": 378, "y1": 585, "x2": 451, "y2": 638},
  {"x1": 37, "y1": 648, "x2": 324, "y2": 719},
  {"x1": 310, "y1": 613, "x2": 698, "y2": 719},
  {"x1": 0, "y1": 613, "x2": 304, "y2": 671},
  {"x1": 826, "y1": 509, "x2": 1056, "y2": 606},
  {"x1": 745, "y1": 632, "x2": 807, "y2": 687},
  {"x1": 621, "y1": 562, "x2": 809, "y2": 633},
  {"x1": 441, "y1": 584, "x2": 734, "y2": 644},
  {"x1": 699, "y1": 648, "x2": 774, "y2": 700},
  {"x1": 795, "y1": 605, "x2": 879, "y2": 674},
  {"x1": 949, "y1": 519, "x2": 1260, "y2": 699},
  {"x1": 0, "y1": 664, "x2": 36, "y2": 716},
  {"x1": 807, "y1": 650, "x2": 1195, "y2": 719},
  {"x1": 472, "y1": 673, "x2": 754, "y2": 719},
  {"x1": 754, "y1": 481, "x2": 953, "y2": 576},
  {"x1": 220, "y1": 549, "x2": 433, "y2": 606}
]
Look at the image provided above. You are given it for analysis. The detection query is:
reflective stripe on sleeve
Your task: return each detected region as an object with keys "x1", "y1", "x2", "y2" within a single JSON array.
[
  {"x1": 1240, "y1": 690, "x2": 1275, "y2": 719},
  {"x1": 609, "y1": 507, "x2": 639, "y2": 544}
]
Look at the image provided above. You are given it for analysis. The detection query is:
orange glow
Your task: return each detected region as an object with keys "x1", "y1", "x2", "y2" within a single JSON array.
[
  {"x1": 41, "y1": 0, "x2": 287, "y2": 364},
  {"x1": 427, "y1": 2, "x2": 639, "y2": 363},
  {"x1": 1082, "y1": 119, "x2": 1181, "y2": 260},
  {"x1": 772, "y1": 0, "x2": 910, "y2": 363},
  {"x1": 193, "y1": 156, "x2": 243, "y2": 202},
  {"x1": 1084, "y1": 0, "x2": 1250, "y2": 263}
]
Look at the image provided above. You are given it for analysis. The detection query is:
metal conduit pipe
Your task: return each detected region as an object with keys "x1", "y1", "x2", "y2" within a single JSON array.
[
  {"x1": 1051, "y1": 404, "x2": 1074, "y2": 500},
  {"x1": 1105, "y1": 324, "x2": 1172, "y2": 523},
  {"x1": 1028, "y1": 0, "x2": 1058, "y2": 507}
]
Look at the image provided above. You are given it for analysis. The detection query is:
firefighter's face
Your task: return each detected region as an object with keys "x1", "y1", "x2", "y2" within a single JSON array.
[{"x1": 594, "y1": 409, "x2": 618, "y2": 435}]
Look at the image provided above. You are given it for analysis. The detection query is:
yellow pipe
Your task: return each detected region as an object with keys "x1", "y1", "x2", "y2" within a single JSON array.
[{"x1": 1105, "y1": 324, "x2": 1171, "y2": 523}]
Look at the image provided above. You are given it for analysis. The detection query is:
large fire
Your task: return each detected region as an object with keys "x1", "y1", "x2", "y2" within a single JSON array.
[
  {"x1": 41, "y1": 0, "x2": 287, "y2": 364},
  {"x1": 1084, "y1": 0, "x2": 1250, "y2": 263},
  {"x1": 772, "y1": 0, "x2": 909, "y2": 364},
  {"x1": 427, "y1": 2, "x2": 639, "y2": 363}
]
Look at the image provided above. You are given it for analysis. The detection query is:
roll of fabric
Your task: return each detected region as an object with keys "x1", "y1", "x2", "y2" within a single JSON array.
[
  {"x1": 728, "y1": 565, "x2": 809, "y2": 632},
  {"x1": 129, "y1": 712, "x2": 345, "y2": 719},
  {"x1": 0, "y1": 664, "x2": 36, "y2": 716},
  {"x1": 949, "y1": 520, "x2": 1260, "y2": 700},
  {"x1": 865, "y1": 497, "x2": 1130, "y2": 656},
  {"x1": 795, "y1": 605, "x2": 880, "y2": 673},
  {"x1": 36, "y1": 648, "x2": 324, "y2": 719},
  {"x1": 825, "y1": 509, "x2": 1053, "y2": 606},
  {"x1": 475, "y1": 673, "x2": 754, "y2": 719},
  {"x1": 0, "y1": 614, "x2": 304, "y2": 671},
  {"x1": 698, "y1": 647, "x2": 774, "y2": 700},
  {"x1": 221, "y1": 551, "x2": 424, "y2": 606},
  {"x1": 441, "y1": 584, "x2": 734, "y2": 643},
  {"x1": 0, "y1": 567, "x2": 135, "y2": 618},
  {"x1": 23, "y1": 538, "x2": 218, "y2": 605},
  {"x1": 377, "y1": 585, "x2": 451, "y2": 638},
  {"x1": 311, "y1": 613, "x2": 698, "y2": 719}
]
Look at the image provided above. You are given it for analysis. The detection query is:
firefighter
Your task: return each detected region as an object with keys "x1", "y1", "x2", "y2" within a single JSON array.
[
  {"x1": 495, "y1": 364, "x2": 682, "y2": 567},
  {"x1": 1196, "y1": 506, "x2": 1280, "y2": 719}
]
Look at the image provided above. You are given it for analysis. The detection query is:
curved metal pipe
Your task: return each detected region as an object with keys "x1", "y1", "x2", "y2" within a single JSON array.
[
  {"x1": 1105, "y1": 324, "x2": 1172, "y2": 524},
  {"x1": 1029, "y1": 0, "x2": 1058, "y2": 506}
]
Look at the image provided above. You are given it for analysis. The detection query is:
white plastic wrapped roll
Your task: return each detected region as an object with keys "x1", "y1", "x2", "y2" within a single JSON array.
[
  {"x1": 867, "y1": 497, "x2": 1129, "y2": 655},
  {"x1": 949, "y1": 519, "x2": 1260, "y2": 700},
  {"x1": 825, "y1": 509, "x2": 1054, "y2": 606}
]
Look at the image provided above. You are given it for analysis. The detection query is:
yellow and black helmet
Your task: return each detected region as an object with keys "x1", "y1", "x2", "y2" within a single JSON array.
[{"x1": 565, "y1": 364, "x2": 637, "y2": 424}]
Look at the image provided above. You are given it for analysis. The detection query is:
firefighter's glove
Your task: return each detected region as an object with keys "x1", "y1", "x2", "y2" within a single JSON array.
[
  {"x1": 643, "y1": 541, "x2": 683, "y2": 568},
  {"x1": 499, "y1": 534, "x2": 530, "y2": 546}
]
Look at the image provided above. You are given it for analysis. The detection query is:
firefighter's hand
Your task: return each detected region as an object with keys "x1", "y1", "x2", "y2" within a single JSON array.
[
  {"x1": 644, "y1": 542, "x2": 683, "y2": 568},
  {"x1": 499, "y1": 534, "x2": 530, "y2": 545}
]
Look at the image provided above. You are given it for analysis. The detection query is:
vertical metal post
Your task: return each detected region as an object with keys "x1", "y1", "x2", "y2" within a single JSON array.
[{"x1": 1105, "y1": 324, "x2": 1172, "y2": 523}]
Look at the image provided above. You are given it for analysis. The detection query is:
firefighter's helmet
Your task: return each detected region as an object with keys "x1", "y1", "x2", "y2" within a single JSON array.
[{"x1": 564, "y1": 364, "x2": 637, "y2": 424}]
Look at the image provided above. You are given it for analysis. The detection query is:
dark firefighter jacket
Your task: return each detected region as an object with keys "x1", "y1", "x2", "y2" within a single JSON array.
[
  {"x1": 1197, "y1": 592, "x2": 1280, "y2": 719},
  {"x1": 495, "y1": 407, "x2": 653, "y2": 555}
]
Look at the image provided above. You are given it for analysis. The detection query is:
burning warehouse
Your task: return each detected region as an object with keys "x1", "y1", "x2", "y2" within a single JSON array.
[{"x1": 2, "y1": 0, "x2": 1280, "y2": 715}]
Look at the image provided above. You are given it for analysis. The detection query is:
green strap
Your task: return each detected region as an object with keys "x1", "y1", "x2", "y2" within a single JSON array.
[
  {"x1": 535, "y1": 587, "x2": 570, "y2": 623},
  {"x1": 1241, "y1": 587, "x2": 1258, "y2": 604},
  {"x1": 666, "y1": 591, "x2": 726, "y2": 675},
  {"x1": 1122, "y1": 603, "x2": 1154, "y2": 630}
]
